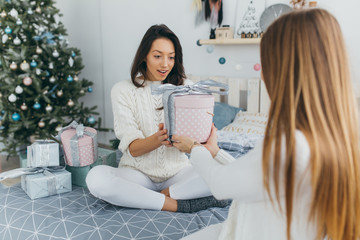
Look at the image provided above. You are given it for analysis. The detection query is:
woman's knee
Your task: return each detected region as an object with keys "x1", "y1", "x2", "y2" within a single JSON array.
[{"x1": 86, "y1": 165, "x2": 112, "y2": 197}]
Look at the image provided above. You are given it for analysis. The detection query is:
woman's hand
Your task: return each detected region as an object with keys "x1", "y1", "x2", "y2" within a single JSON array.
[
  {"x1": 203, "y1": 124, "x2": 220, "y2": 158},
  {"x1": 157, "y1": 123, "x2": 172, "y2": 147},
  {"x1": 171, "y1": 135, "x2": 200, "y2": 153}
]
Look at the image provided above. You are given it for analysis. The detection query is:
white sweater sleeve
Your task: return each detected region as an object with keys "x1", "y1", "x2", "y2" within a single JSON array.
[
  {"x1": 190, "y1": 143, "x2": 265, "y2": 202},
  {"x1": 111, "y1": 82, "x2": 145, "y2": 153}
]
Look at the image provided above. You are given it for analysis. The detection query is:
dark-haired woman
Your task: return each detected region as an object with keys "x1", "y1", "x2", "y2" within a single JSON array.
[{"x1": 86, "y1": 24, "x2": 228, "y2": 212}]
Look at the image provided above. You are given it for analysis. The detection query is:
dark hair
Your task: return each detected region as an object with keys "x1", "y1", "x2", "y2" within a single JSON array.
[
  {"x1": 205, "y1": 0, "x2": 223, "y2": 26},
  {"x1": 130, "y1": 24, "x2": 186, "y2": 87}
]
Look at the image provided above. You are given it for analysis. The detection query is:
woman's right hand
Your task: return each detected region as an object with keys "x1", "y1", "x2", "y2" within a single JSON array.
[
  {"x1": 157, "y1": 123, "x2": 172, "y2": 147},
  {"x1": 204, "y1": 124, "x2": 220, "y2": 158}
]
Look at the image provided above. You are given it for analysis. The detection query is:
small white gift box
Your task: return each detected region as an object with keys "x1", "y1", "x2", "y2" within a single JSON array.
[{"x1": 27, "y1": 140, "x2": 60, "y2": 168}]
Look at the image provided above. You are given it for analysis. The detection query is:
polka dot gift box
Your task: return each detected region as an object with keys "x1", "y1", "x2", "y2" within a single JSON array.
[
  {"x1": 174, "y1": 94, "x2": 214, "y2": 143},
  {"x1": 151, "y1": 80, "x2": 229, "y2": 143},
  {"x1": 57, "y1": 121, "x2": 98, "y2": 167}
]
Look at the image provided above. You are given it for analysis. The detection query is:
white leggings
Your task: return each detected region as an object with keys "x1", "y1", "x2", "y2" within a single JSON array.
[{"x1": 86, "y1": 165, "x2": 212, "y2": 210}]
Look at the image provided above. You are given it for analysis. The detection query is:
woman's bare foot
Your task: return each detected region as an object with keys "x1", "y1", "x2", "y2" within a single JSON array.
[
  {"x1": 160, "y1": 187, "x2": 170, "y2": 197},
  {"x1": 161, "y1": 196, "x2": 177, "y2": 212}
]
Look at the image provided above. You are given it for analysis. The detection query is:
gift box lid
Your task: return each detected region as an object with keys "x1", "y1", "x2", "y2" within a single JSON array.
[
  {"x1": 61, "y1": 127, "x2": 96, "y2": 147},
  {"x1": 174, "y1": 94, "x2": 214, "y2": 108}
]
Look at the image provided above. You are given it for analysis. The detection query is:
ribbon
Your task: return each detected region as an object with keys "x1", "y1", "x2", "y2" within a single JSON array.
[
  {"x1": 43, "y1": 170, "x2": 57, "y2": 196},
  {"x1": 0, "y1": 166, "x2": 65, "y2": 181},
  {"x1": 151, "y1": 80, "x2": 229, "y2": 141},
  {"x1": 55, "y1": 121, "x2": 98, "y2": 167}
]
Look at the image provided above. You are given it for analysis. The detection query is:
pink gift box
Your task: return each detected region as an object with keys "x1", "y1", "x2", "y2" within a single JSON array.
[
  {"x1": 174, "y1": 94, "x2": 214, "y2": 143},
  {"x1": 61, "y1": 127, "x2": 97, "y2": 166}
]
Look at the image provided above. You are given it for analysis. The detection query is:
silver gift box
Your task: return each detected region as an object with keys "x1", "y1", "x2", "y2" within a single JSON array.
[
  {"x1": 27, "y1": 140, "x2": 60, "y2": 167},
  {"x1": 21, "y1": 170, "x2": 72, "y2": 200}
]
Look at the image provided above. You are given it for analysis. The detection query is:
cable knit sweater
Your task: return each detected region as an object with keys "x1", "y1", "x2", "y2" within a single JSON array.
[
  {"x1": 111, "y1": 78, "x2": 191, "y2": 182},
  {"x1": 189, "y1": 130, "x2": 317, "y2": 239}
]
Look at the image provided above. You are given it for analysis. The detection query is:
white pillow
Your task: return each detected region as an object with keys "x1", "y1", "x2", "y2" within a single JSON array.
[{"x1": 222, "y1": 112, "x2": 268, "y2": 135}]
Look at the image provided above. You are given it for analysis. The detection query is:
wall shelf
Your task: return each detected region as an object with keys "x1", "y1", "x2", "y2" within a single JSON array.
[{"x1": 198, "y1": 38, "x2": 261, "y2": 45}]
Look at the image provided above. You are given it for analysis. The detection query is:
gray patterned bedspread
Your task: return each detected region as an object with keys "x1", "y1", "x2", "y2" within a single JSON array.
[{"x1": 0, "y1": 184, "x2": 229, "y2": 240}]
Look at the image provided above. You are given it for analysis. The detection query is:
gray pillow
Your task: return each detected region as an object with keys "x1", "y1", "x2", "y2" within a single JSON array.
[{"x1": 213, "y1": 102, "x2": 244, "y2": 130}]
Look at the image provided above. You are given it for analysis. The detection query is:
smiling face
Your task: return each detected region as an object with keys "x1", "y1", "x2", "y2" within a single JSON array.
[{"x1": 145, "y1": 38, "x2": 175, "y2": 82}]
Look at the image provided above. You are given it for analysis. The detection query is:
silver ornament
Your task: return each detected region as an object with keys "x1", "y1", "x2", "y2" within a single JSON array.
[
  {"x1": 67, "y1": 99, "x2": 74, "y2": 107},
  {"x1": 55, "y1": 126, "x2": 62, "y2": 132},
  {"x1": 0, "y1": 11, "x2": 7, "y2": 18},
  {"x1": 8, "y1": 93, "x2": 17, "y2": 102},
  {"x1": 74, "y1": 75, "x2": 79, "y2": 81},
  {"x1": 68, "y1": 57, "x2": 74, "y2": 67},
  {"x1": 45, "y1": 104, "x2": 53, "y2": 112},
  {"x1": 57, "y1": 90, "x2": 63, "y2": 97},
  {"x1": 13, "y1": 37, "x2": 21, "y2": 45},
  {"x1": 52, "y1": 50, "x2": 59, "y2": 58},
  {"x1": 36, "y1": 46, "x2": 43, "y2": 54},
  {"x1": 15, "y1": 85, "x2": 23, "y2": 94},
  {"x1": 49, "y1": 76, "x2": 56, "y2": 83},
  {"x1": 2, "y1": 34, "x2": 8, "y2": 44},
  {"x1": 49, "y1": 62, "x2": 54, "y2": 69},
  {"x1": 9, "y1": 8, "x2": 18, "y2": 18}
]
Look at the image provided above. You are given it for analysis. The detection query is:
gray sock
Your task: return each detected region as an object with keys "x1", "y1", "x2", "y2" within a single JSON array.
[{"x1": 177, "y1": 196, "x2": 231, "y2": 213}]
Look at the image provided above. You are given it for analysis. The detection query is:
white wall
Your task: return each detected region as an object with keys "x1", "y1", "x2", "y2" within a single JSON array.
[{"x1": 55, "y1": 0, "x2": 360, "y2": 145}]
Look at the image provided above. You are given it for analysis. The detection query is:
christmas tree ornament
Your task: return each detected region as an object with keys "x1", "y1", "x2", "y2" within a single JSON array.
[
  {"x1": 67, "y1": 99, "x2": 74, "y2": 107},
  {"x1": 9, "y1": 8, "x2": 18, "y2": 18},
  {"x1": 45, "y1": 70, "x2": 50, "y2": 76},
  {"x1": 20, "y1": 103, "x2": 28, "y2": 110},
  {"x1": 56, "y1": 90, "x2": 63, "y2": 97},
  {"x1": 52, "y1": 49, "x2": 59, "y2": 58},
  {"x1": 8, "y1": 93, "x2": 16, "y2": 102},
  {"x1": 58, "y1": 34, "x2": 64, "y2": 40},
  {"x1": 38, "y1": 25, "x2": 44, "y2": 32},
  {"x1": 13, "y1": 36, "x2": 21, "y2": 45},
  {"x1": 12, "y1": 112, "x2": 20, "y2": 121},
  {"x1": 10, "y1": 62, "x2": 17, "y2": 70},
  {"x1": 15, "y1": 85, "x2": 23, "y2": 94},
  {"x1": 20, "y1": 61, "x2": 30, "y2": 71},
  {"x1": 68, "y1": 57, "x2": 74, "y2": 67},
  {"x1": 55, "y1": 126, "x2": 62, "y2": 132},
  {"x1": 38, "y1": 121, "x2": 45, "y2": 128},
  {"x1": 30, "y1": 60, "x2": 37, "y2": 68},
  {"x1": 49, "y1": 62, "x2": 54, "y2": 69},
  {"x1": 79, "y1": 89, "x2": 85, "y2": 94},
  {"x1": 49, "y1": 76, "x2": 56, "y2": 83},
  {"x1": 0, "y1": 10, "x2": 7, "y2": 18},
  {"x1": 23, "y1": 76, "x2": 32, "y2": 86},
  {"x1": 87, "y1": 116, "x2": 95, "y2": 124},
  {"x1": 71, "y1": 51, "x2": 76, "y2": 57},
  {"x1": 5, "y1": 26, "x2": 12, "y2": 34},
  {"x1": 16, "y1": 18, "x2": 22, "y2": 25},
  {"x1": 74, "y1": 75, "x2": 79, "y2": 81},
  {"x1": 36, "y1": 68, "x2": 41, "y2": 75},
  {"x1": 67, "y1": 75, "x2": 73, "y2": 82},
  {"x1": 27, "y1": 8, "x2": 33, "y2": 14},
  {"x1": 2, "y1": 34, "x2": 8, "y2": 43},
  {"x1": 45, "y1": 104, "x2": 53, "y2": 112},
  {"x1": 33, "y1": 102, "x2": 41, "y2": 109},
  {"x1": 87, "y1": 87, "x2": 93, "y2": 93},
  {"x1": 36, "y1": 46, "x2": 43, "y2": 54},
  {"x1": 43, "y1": 90, "x2": 48, "y2": 95},
  {"x1": 35, "y1": 6, "x2": 41, "y2": 13}
]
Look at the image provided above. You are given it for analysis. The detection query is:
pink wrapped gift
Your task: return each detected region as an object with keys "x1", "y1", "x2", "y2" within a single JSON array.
[
  {"x1": 174, "y1": 94, "x2": 215, "y2": 143},
  {"x1": 58, "y1": 121, "x2": 98, "y2": 167}
]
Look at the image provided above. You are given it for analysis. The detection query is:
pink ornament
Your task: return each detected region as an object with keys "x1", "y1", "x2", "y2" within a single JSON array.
[
  {"x1": 254, "y1": 63, "x2": 261, "y2": 71},
  {"x1": 23, "y1": 76, "x2": 32, "y2": 86}
]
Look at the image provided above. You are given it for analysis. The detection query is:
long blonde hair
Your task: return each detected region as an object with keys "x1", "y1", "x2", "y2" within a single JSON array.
[{"x1": 260, "y1": 9, "x2": 360, "y2": 240}]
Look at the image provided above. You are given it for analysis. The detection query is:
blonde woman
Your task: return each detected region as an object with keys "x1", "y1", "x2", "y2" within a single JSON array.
[{"x1": 173, "y1": 9, "x2": 360, "y2": 240}]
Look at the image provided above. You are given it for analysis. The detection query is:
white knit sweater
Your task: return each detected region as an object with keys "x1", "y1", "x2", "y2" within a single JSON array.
[
  {"x1": 111, "y1": 78, "x2": 191, "y2": 182},
  {"x1": 190, "y1": 131, "x2": 317, "y2": 240}
]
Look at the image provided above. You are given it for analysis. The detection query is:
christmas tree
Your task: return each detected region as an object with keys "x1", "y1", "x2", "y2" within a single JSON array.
[
  {"x1": 0, "y1": 0, "x2": 102, "y2": 156},
  {"x1": 236, "y1": 0, "x2": 260, "y2": 37}
]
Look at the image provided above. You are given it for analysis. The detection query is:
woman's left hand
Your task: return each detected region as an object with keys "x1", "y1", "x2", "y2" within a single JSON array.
[{"x1": 171, "y1": 135, "x2": 200, "y2": 153}]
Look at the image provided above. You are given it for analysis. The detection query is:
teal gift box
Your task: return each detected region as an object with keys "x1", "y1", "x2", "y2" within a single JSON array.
[
  {"x1": 21, "y1": 169, "x2": 72, "y2": 200},
  {"x1": 66, "y1": 147, "x2": 117, "y2": 188}
]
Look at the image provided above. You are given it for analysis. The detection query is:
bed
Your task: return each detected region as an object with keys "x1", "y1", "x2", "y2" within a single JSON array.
[{"x1": 0, "y1": 76, "x2": 270, "y2": 240}]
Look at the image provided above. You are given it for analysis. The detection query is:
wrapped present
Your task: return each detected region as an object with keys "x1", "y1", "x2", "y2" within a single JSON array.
[
  {"x1": 27, "y1": 140, "x2": 60, "y2": 168},
  {"x1": 21, "y1": 169, "x2": 72, "y2": 200},
  {"x1": 151, "y1": 80, "x2": 228, "y2": 143},
  {"x1": 66, "y1": 147, "x2": 117, "y2": 187},
  {"x1": 57, "y1": 121, "x2": 98, "y2": 167}
]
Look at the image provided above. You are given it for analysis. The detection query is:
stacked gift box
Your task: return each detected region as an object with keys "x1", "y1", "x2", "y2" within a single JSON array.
[{"x1": 21, "y1": 140, "x2": 72, "y2": 200}]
